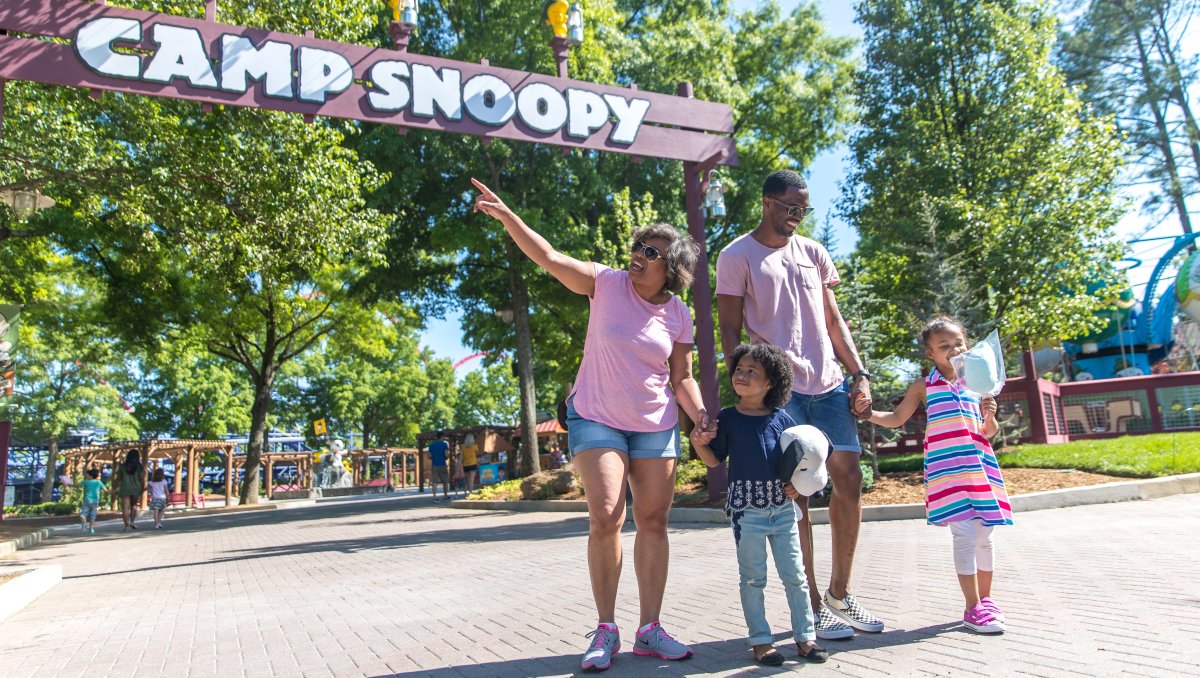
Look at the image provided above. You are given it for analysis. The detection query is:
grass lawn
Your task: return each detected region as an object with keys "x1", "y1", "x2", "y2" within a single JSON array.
[{"x1": 877, "y1": 431, "x2": 1200, "y2": 478}]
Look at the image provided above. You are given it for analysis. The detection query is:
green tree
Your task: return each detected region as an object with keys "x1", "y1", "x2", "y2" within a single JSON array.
[
  {"x1": 1057, "y1": 0, "x2": 1199, "y2": 236},
  {"x1": 11, "y1": 258, "x2": 139, "y2": 499},
  {"x1": 454, "y1": 358, "x2": 521, "y2": 427},
  {"x1": 844, "y1": 0, "x2": 1127, "y2": 358},
  {"x1": 3, "y1": 3, "x2": 393, "y2": 503},
  {"x1": 130, "y1": 333, "x2": 252, "y2": 440},
  {"x1": 287, "y1": 305, "x2": 458, "y2": 448}
]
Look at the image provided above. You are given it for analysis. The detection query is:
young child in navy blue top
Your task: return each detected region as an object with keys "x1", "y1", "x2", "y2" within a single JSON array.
[{"x1": 691, "y1": 343, "x2": 828, "y2": 666}]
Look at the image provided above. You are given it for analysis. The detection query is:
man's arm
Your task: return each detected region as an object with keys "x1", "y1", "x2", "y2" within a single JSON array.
[
  {"x1": 717, "y1": 294, "x2": 745, "y2": 374},
  {"x1": 822, "y1": 286, "x2": 871, "y2": 417}
]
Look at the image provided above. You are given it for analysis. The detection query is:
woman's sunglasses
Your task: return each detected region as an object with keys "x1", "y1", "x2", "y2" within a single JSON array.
[
  {"x1": 632, "y1": 241, "x2": 663, "y2": 262},
  {"x1": 767, "y1": 196, "x2": 816, "y2": 221}
]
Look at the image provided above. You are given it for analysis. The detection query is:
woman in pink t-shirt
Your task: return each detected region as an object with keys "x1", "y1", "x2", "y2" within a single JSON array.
[{"x1": 473, "y1": 178, "x2": 713, "y2": 670}]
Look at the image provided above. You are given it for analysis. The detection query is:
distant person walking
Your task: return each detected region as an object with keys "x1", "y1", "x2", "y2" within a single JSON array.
[
  {"x1": 428, "y1": 432, "x2": 451, "y2": 503},
  {"x1": 79, "y1": 468, "x2": 104, "y2": 534},
  {"x1": 461, "y1": 433, "x2": 479, "y2": 493},
  {"x1": 116, "y1": 450, "x2": 143, "y2": 532},
  {"x1": 473, "y1": 178, "x2": 711, "y2": 672},
  {"x1": 867, "y1": 317, "x2": 1013, "y2": 634},
  {"x1": 147, "y1": 468, "x2": 169, "y2": 529}
]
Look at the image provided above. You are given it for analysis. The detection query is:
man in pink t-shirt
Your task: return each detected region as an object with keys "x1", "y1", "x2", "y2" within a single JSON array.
[{"x1": 716, "y1": 170, "x2": 883, "y2": 641}]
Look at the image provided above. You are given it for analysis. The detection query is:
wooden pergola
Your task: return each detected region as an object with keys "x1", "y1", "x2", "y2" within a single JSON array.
[
  {"x1": 62, "y1": 439, "x2": 235, "y2": 509},
  {"x1": 339, "y1": 447, "x2": 420, "y2": 490}
]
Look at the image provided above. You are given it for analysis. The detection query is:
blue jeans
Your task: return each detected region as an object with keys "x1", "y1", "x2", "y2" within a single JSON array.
[
  {"x1": 783, "y1": 380, "x2": 862, "y2": 454},
  {"x1": 732, "y1": 501, "x2": 816, "y2": 645}
]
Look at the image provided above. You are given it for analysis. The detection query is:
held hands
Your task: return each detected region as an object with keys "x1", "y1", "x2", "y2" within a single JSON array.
[
  {"x1": 689, "y1": 411, "x2": 717, "y2": 447},
  {"x1": 851, "y1": 378, "x2": 873, "y2": 419},
  {"x1": 782, "y1": 482, "x2": 800, "y2": 500},
  {"x1": 471, "y1": 177, "x2": 516, "y2": 224}
]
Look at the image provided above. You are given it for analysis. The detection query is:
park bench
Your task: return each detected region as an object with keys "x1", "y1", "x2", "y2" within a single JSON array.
[{"x1": 166, "y1": 492, "x2": 206, "y2": 509}]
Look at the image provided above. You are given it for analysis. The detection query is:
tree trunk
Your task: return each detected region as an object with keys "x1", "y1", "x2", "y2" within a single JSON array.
[
  {"x1": 41, "y1": 434, "x2": 58, "y2": 502},
  {"x1": 508, "y1": 240, "x2": 541, "y2": 477},
  {"x1": 239, "y1": 376, "x2": 274, "y2": 504}
]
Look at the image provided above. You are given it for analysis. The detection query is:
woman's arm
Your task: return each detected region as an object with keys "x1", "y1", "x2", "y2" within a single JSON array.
[
  {"x1": 472, "y1": 178, "x2": 596, "y2": 296},
  {"x1": 867, "y1": 379, "x2": 925, "y2": 428},
  {"x1": 668, "y1": 341, "x2": 712, "y2": 435}
]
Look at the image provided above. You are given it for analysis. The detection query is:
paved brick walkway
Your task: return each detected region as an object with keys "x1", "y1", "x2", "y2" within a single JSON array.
[{"x1": 2, "y1": 491, "x2": 1198, "y2": 677}]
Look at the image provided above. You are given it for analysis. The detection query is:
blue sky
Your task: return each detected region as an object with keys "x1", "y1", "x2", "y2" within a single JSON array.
[{"x1": 421, "y1": 0, "x2": 1198, "y2": 372}]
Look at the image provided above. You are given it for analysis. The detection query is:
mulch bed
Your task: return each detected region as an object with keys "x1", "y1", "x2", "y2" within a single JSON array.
[{"x1": 674, "y1": 467, "x2": 1130, "y2": 509}]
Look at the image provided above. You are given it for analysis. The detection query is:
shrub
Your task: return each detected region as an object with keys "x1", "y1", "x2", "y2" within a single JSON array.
[
  {"x1": 467, "y1": 479, "x2": 523, "y2": 501},
  {"x1": 675, "y1": 457, "x2": 708, "y2": 488},
  {"x1": 3, "y1": 501, "x2": 80, "y2": 518},
  {"x1": 860, "y1": 462, "x2": 875, "y2": 491}
]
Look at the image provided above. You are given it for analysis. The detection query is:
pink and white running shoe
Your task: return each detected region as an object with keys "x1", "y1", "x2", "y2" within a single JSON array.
[{"x1": 632, "y1": 622, "x2": 694, "y2": 660}]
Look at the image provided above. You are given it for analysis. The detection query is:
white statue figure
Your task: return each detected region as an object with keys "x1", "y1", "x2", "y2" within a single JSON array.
[{"x1": 317, "y1": 440, "x2": 353, "y2": 488}]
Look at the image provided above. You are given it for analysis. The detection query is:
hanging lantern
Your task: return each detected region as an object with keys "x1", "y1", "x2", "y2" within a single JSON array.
[
  {"x1": 567, "y1": 3, "x2": 585, "y2": 45},
  {"x1": 400, "y1": 0, "x2": 419, "y2": 30},
  {"x1": 0, "y1": 188, "x2": 55, "y2": 218},
  {"x1": 704, "y1": 171, "x2": 727, "y2": 219}
]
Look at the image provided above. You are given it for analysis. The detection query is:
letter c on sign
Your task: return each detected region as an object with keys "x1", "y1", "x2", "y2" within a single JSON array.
[
  {"x1": 516, "y1": 83, "x2": 568, "y2": 134},
  {"x1": 76, "y1": 17, "x2": 143, "y2": 79}
]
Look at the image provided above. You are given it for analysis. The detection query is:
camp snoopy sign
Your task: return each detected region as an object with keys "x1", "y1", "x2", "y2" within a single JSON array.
[{"x1": 0, "y1": 0, "x2": 737, "y2": 165}]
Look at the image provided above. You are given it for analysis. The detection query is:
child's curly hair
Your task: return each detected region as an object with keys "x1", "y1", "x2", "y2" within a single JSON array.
[
  {"x1": 919, "y1": 316, "x2": 967, "y2": 348},
  {"x1": 729, "y1": 343, "x2": 794, "y2": 410}
]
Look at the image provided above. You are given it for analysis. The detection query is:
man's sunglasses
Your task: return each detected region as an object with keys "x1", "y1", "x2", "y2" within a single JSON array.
[
  {"x1": 767, "y1": 196, "x2": 816, "y2": 221},
  {"x1": 632, "y1": 241, "x2": 663, "y2": 261}
]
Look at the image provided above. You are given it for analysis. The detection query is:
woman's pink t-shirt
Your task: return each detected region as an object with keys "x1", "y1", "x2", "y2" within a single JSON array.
[{"x1": 571, "y1": 264, "x2": 694, "y2": 432}]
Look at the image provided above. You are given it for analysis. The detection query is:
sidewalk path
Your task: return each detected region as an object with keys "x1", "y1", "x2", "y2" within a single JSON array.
[{"x1": 2, "y1": 492, "x2": 1198, "y2": 677}]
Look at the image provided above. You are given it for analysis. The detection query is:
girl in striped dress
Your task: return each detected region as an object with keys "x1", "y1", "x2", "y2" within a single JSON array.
[{"x1": 865, "y1": 317, "x2": 1013, "y2": 634}]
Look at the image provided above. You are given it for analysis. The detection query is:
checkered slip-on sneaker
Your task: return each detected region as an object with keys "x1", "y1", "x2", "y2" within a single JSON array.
[
  {"x1": 814, "y1": 606, "x2": 855, "y2": 640},
  {"x1": 581, "y1": 625, "x2": 621, "y2": 672},
  {"x1": 823, "y1": 590, "x2": 885, "y2": 633}
]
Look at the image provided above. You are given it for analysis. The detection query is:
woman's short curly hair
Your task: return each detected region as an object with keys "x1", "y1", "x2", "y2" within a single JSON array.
[
  {"x1": 729, "y1": 343, "x2": 794, "y2": 410},
  {"x1": 631, "y1": 223, "x2": 700, "y2": 294}
]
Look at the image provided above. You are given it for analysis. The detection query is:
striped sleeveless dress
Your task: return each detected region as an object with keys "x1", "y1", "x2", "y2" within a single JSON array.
[{"x1": 923, "y1": 367, "x2": 1013, "y2": 527}]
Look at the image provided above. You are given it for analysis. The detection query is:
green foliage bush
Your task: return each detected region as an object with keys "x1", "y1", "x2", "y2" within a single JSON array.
[
  {"x1": 676, "y1": 458, "x2": 708, "y2": 489},
  {"x1": 859, "y1": 462, "x2": 875, "y2": 492},
  {"x1": 466, "y1": 479, "x2": 523, "y2": 501},
  {"x1": 3, "y1": 502, "x2": 79, "y2": 517}
]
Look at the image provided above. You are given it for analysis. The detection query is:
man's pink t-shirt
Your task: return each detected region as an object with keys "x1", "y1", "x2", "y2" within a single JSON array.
[
  {"x1": 571, "y1": 264, "x2": 694, "y2": 432},
  {"x1": 716, "y1": 233, "x2": 843, "y2": 395}
]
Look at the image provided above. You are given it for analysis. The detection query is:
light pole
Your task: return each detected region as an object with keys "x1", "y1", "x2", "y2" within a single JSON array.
[
  {"x1": 545, "y1": 1, "x2": 584, "y2": 78},
  {"x1": 386, "y1": 0, "x2": 419, "y2": 52}
]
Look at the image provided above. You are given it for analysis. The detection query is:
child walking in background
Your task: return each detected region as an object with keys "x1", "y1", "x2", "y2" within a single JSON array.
[
  {"x1": 147, "y1": 468, "x2": 169, "y2": 529},
  {"x1": 691, "y1": 344, "x2": 828, "y2": 665},
  {"x1": 80, "y1": 468, "x2": 104, "y2": 534},
  {"x1": 866, "y1": 317, "x2": 1013, "y2": 634}
]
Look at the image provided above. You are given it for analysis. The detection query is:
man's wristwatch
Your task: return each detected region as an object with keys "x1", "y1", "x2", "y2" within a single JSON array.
[{"x1": 851, "y1": 369, "x2": 872, "y2": 381}]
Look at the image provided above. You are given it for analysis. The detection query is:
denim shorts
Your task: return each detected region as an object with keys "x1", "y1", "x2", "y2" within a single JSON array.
[
  {"x1": 565, "y1": 397, "x2": 679, "y2": 459},
  {"x1": 783, "y1": 380, "x2": 862, "y2": 454},
  {"x1": 80, "y1": 502, "x2": 98, "y2": 521}
]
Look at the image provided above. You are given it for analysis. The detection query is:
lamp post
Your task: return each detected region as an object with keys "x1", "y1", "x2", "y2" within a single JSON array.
[
  {"x1": 545, "y1": 1, "x2": 584, "y2": 78},
  {"x1": 386, "y1": 0, "x2": 419, "y2": 52},
  {"x1": 0, "y1": 187, "x2": 55, "y2": 218}
]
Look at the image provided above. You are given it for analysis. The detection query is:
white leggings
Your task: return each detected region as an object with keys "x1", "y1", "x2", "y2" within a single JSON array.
[{"x1": 949, "y1": 521, "x2": 995, "y2": 575}]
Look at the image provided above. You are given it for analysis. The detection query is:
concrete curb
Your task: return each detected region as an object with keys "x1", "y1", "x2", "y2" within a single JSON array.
[
  {"x1": 0, "y1": 527, "x2": 53, "y2": 557},
  {"x1": 451, "y1": 472, "x2": 1200, "y2": 524},
  {"x1": 0, "y1": 565, "x2": 62, "y2": 623}
]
